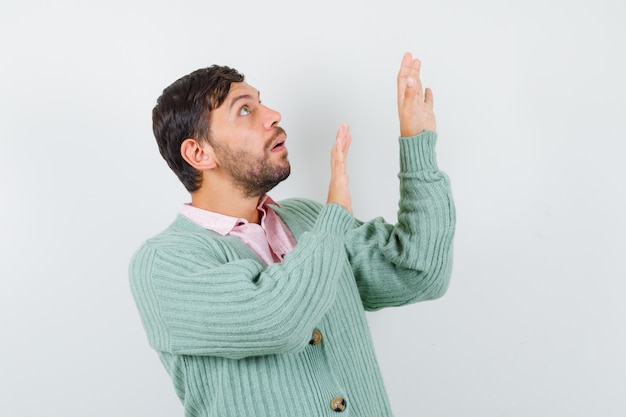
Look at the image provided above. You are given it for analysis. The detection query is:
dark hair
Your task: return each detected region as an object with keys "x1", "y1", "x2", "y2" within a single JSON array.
[{"x1": 152, "y1": 65, "x2": 245, "y2": 192}]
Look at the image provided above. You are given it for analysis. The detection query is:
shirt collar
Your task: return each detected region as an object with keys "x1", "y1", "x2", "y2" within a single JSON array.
[{"x1": 179, "y1": 195, "x2": 280, "y2": 236}]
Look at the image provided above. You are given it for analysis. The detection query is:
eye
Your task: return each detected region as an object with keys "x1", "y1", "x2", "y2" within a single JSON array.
[{"x1": 239, "y1": 105, "x2": 251, "y2": 116}]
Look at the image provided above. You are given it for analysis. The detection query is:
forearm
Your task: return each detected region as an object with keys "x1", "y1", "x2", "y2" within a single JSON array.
[
  {"x1": 130, "y1": 204, "x2": 355, "y2": 359},
  {"x1": 347, "y1": 131, "x2": 456, "y2": 310}
]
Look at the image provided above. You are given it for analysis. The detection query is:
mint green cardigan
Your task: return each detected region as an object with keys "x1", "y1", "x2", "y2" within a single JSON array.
[{"x1": 129, "y1": 131, "x2": 455, "y2": 417}]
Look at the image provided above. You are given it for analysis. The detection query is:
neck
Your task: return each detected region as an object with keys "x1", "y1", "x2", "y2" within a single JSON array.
[{"x1": 190, "y1": 184, "x2": 263, "y2": 224}]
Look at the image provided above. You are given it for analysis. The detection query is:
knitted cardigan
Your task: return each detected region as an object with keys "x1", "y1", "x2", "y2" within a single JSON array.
[{"x1": 129, "y1": 131, "x2": 456, "y2": 417}]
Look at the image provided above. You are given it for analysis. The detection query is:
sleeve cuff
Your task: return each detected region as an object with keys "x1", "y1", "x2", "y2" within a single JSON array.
[{"x1": 398, "y1": 130, "x2": 438, "y2": 172}]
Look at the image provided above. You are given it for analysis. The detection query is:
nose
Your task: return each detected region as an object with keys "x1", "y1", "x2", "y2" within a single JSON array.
[{"x1": 262, "y1": 104, "x2": 281, "y2": 129}]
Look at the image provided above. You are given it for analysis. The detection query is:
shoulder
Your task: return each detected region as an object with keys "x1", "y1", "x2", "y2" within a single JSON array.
[
  {"x1": 142, "y1": 215, "x2": 214, "y2": 249},
  {"x1": 274, "y1": 197, "x2": 323, "y2": 217},
  {"x1": 128, "y1": 214, "x2": 256, "y2": 293},
  {"x1": 271, "y1": 198, "x2": 324, "y2": 237},
  {"x1": 129, "y1": 215, "x2": 229, "y2": 268}
]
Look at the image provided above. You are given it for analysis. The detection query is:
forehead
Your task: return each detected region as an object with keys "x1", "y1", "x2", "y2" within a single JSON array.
[{"x1": 221, "y1": 82, "x2": 260, "y2": 107}]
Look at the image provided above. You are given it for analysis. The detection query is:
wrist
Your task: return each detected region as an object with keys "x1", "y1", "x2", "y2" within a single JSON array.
[{"x1": 398, "y1": 130, "x2": 438, "y2": 172}]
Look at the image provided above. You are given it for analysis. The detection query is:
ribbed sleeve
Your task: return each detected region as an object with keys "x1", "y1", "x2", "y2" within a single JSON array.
[
  {"x1": 130, "y1": 203, "x2": 354, "y2": 359},
  {"x1": 346, "y1": 130, "x2": 456, "y2": 310}
]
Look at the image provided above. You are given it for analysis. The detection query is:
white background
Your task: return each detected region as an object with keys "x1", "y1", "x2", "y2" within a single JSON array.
[{"x1": 1, "y1": 0, "x2": 625, "y2": 415}]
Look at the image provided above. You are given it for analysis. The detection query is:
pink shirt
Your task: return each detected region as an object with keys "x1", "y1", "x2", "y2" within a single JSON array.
[{"x1": 179, "y1": 195, "x2": 297, "y2": 265}]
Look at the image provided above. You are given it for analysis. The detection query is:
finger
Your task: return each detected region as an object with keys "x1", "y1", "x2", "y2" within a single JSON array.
[
  {"x1": 332, "y1": 124, "x2": 348, "y2": 165},
  {"x1": 404, "y1": 71, "x2": 423, "y2": 107},
  {"x1": 397, "y1": 52, "x2": 413, "y2": 79},
  {"x1": 397, "y1": 52, "x2": 413, "y2": 104},
  {"x1": 341, "y1": 124, "x2": 352, "y2": 155},
  {"x1": 403, "y1": 57, "x2": 421, "y2": 87},
  {"x1": 399, "y1": 56, "x2": 423, "y2": 102},
  {"x1": 335, "y1": 123, "x2": 350, "y2": 149},
  {"x1": 424, "y1": 87, "x2": 434, "y2": 108},
  {"x1": 411, "y1": 58, "x2": 423, "y2": 97}
]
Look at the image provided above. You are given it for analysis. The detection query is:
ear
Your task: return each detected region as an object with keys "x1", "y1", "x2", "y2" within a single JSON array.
[{"x1": 180, "y1": 138, "x2": 217, "y2": 170}]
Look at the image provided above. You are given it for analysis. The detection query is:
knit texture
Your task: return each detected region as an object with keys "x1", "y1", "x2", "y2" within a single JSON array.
[{"x1": 129, "y1": 130, "x2": 456, "y2": 417}]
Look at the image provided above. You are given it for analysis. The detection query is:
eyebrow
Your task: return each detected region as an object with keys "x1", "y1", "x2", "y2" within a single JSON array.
[{"x1": 228, "y1": 91, "x2": 261, "y2": 110}]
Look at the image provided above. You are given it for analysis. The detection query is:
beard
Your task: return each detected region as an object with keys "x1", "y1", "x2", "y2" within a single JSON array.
[{"x1": 211, "y1": 128, "x2": 291, "y2": 198}]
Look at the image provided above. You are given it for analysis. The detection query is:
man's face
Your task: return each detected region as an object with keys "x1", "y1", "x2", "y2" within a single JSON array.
[{"x1": 208, "y1": 82, "x2": 290, "y2": 197}]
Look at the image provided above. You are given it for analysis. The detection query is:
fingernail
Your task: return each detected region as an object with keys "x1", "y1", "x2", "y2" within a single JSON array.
[{"x1": 407, "y1": 77, "x2": 415, "y2": 87}]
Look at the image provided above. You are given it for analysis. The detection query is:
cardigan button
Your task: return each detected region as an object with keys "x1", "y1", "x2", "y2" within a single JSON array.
[
  {"x1": 309, "y1": 329, "x2": 323, "y2": 345},
  {"x1": 330, "y1": 397, "x2": 347, "y2": 412}
]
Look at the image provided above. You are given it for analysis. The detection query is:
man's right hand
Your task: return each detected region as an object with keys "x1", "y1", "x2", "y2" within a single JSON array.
[{"x1": 326, "y1": 123, "x2": 353, "y2": 214}]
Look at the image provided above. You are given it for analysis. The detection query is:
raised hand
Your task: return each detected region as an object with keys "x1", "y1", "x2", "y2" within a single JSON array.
[
  {"x1": 397, "y1": 52, "x2": 436, "y2": 137},
  {"x1": 326, "y1": 123, "x2": 353, "y2": 214}
]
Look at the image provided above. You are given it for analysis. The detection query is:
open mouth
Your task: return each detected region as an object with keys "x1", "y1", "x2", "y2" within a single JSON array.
[
  {"x1": 269, "y1": 127, "x2": 287, "y2": 152},
  {"x1": 271, "y1": 135, "x2": 287, "y2": 152}
]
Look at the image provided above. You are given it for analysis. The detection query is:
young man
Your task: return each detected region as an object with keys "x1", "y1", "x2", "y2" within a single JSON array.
[{"x1": 129, "y1": 52, "x2": 455, "y2": 417}]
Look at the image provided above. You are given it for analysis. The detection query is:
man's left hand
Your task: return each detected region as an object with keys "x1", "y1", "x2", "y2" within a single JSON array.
[{"x1": 397, "y1": 52, "x2": 437, "y2": 136}]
